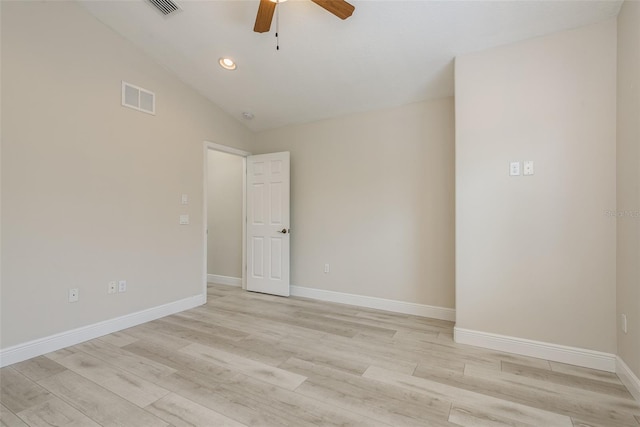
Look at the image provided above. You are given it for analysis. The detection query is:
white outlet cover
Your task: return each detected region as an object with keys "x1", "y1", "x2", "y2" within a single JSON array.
[
  {"x1": 68, "y1": 288, "x2": 79, "y2": 303},
  {"x1": 510, "y1": 161, "x2": 521, "y2": 176},
  {"x1": 108, "y1": 281, "x2": 117, "y2": 294},
  {"x1": 524, "y1": 161, "x2": 534, "y2": 176},
  {"x1": 118, "y1": 280, "x2": 127, "y2": 293},
  {"x1": 179, "y1": 214, "x2": 190, "y2": 225},
  {"x1": 181, "y1": 194, "x2": 188, "y2": 205}
]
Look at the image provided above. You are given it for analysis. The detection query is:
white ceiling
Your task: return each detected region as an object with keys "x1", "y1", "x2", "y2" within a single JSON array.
[{"x1": 80, "y1": 0, "x2": 622, "y2": 132}]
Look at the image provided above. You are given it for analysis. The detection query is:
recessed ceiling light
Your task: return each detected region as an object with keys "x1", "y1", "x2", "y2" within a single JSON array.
[{"x1": 218, "y1": 57, "x2": 237, "y2": 71}]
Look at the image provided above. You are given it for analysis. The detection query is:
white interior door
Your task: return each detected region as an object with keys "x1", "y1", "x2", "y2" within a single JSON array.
[{"x1": 246, "y1": 152, "x2": 290, "y2": 296}]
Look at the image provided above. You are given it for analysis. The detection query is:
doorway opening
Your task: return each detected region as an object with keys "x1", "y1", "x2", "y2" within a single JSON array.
[{"x1": 202, "y1": 142, "x2": 251, "y2": 297}]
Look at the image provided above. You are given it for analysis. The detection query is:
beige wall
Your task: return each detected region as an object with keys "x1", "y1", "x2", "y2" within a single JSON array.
[
  {"x1": 455, "y1": 19, "x2": 617, "y2": 352},
  {"x1": 207, "y1": 151, "x2": 244, "y2": 279},
  {"x1": 617, "y1": 0, "x2": 640, "y2": 377},
  {"x1": 253, "y1": 98, "x2": 455, "y2": 308},
  {"x1": 0, "y1": 1, "x2": 253, "y2": 348}
]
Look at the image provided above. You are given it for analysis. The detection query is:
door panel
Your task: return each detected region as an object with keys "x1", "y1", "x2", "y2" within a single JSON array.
[{"x1": 246, "y1": 152, "x2": 290, "y2": 296}]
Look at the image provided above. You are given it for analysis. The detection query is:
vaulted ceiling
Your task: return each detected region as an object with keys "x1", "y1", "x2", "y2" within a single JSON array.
[{"x1": 81, "y1": 0, "x2": 623, "y2": 131}]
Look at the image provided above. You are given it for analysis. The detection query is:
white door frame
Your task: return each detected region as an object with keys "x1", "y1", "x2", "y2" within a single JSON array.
[{"x1": 202, "y1": 141, "x2": 251, "y2": 298}]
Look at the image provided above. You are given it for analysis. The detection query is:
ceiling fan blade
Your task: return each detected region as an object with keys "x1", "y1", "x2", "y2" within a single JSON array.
[
  {"x1": 254, "y1": 0, "x2": 276, "y2": 33},
  {"x1": 310, "y1": 0, "x2": 355, "y2": 20}
]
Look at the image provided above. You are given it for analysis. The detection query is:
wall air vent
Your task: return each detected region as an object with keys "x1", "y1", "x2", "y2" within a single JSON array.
[
  {"x1": 121, "y1": 81, "x2": 155, "y2": 115},
  {"x1": 147, "y1": 0, "x2": 180, "y2": 16}
]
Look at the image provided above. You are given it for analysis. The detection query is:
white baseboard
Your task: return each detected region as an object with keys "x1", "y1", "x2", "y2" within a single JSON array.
[
  {"x1": 617, "y1": 356, "x2": 640, "y2": 402},
  {"x1": 0, "y1": 294, "x2": 206, "y2": 368},
  {"x1": 453, "y1": 327, "x2": 616, "y2": 372},
  {"x1": 207, "y1": 274, "x2": 242, "y2": 287},
  {"x1": 290, "y1": 285, "x2": 455, "y2": 322}
]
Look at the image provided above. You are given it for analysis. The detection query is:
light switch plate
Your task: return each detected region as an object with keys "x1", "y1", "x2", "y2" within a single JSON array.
[
  {"x1": 179, "y1": 214, "x2": 189, "y2": 225},
  {"x1": 181, "y1": 194, "x2": 188, "y2": 205},
  {"x1": 510, "y1": 162, "x2": 521, "y2": 176}
]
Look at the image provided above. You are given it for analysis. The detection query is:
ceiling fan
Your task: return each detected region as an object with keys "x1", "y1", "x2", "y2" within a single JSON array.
[{"x1": 253, "y1": 0, "x2": 355, "y2": 33}]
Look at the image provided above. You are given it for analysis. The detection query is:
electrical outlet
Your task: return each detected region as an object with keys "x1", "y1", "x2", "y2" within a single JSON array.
[
  {"x1": 523, "y1": 160, "x2": 534, "y2": 176},
  {"x1": 118, "y1": 280, "x2": 127, "y2": 293},
  {"x1": 621, "y1": 314, "x2": 628, "y2": 334},
  {"x1": 68, "y1": 288, "x2": 79, "y2": 303},
  {"x1": 324, "y1": 264, "x2": 330, "y2": 273},
  {"x1": 108, "y1": 281, "x2": 117, "y2": 294}
]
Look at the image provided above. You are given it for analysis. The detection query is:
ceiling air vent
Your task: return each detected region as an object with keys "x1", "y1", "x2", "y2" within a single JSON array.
[
  {"x1": 122, "y1": 81, "x2": 155, "y2": 115},
  {"x1": 147, "y1": 0, "x2": 180, "y2": 16}
]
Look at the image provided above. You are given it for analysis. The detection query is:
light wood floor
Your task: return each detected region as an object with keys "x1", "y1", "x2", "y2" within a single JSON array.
[{"x1": 2, "y1": 284, "x2": 639, "y2": 427}]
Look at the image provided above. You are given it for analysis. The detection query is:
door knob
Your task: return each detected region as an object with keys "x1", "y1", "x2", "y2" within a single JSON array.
[{"x1": 278, "y1": 228, "x2": 289, "y2": 234}]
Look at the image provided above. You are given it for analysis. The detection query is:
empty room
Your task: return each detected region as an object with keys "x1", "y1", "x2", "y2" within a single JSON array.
[{"x1": 1, "y1": 0, "x2": 639, "y2": 426}]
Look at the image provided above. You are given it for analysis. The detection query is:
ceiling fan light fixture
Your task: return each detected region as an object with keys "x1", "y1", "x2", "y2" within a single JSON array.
[
  {"x1": 218, "y1": 57, "x2": 237, "y2": 71},
  {"x1": 269, "y1": 0, "x2": 287, "y2": 3}
]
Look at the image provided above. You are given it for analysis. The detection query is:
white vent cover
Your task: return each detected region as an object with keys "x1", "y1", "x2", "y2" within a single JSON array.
[
  {"x1": 121, "y1": 81, "x2": 155, "y2": 115},
  {"x1": 147, "y1": 0, "x2": 180, "y2": 16}
]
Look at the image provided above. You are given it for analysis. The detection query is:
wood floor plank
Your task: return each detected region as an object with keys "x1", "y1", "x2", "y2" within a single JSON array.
[
  {"x1": 501, "y1": 360, "x2": 632, "y2": 398},
  {"x1": 179, "y1": 342, "x2": 307, "y2": 390},
  {"x1": 291, "y1": 311, "x2": 398, "y2": 338},
  {"x1": 206, "y1": 284, "x2": 243, "y2": 298},
  {"x1": 37, "y1": 370, "x2": 169, "y2": 427},
  {"x1": 325, "y1": 312, "x2": 451, "y2": 336},
  {"x1": 222, "y1": 291, "x2": 364, "y2": 317},
  {"x1": 464, "y1": 364, "x2": 640, "y2": 416},
  {"x1": 97, "y1": 331, "x2": 139, "y2": 348},
  {"x1": 363, "y1": 365, "x2": 573, "y2": 426},
  {"x1": 155, "y1": 365, "x2": 392, "y2": 427},
  {"x1": 412, "y1": 363, "x2": 639, "y2": 426},
  {"x1": 276, "y1": 325, "x2": 421, "y2": 373},
  {"x1": 43, "y1": 349, "x2": 76, "y2": 362},
  {"x1": 146, "y1": 392, "x2": 247, "y2": 427},
  {"x1": 276, "y1": 331, "x2": 418, "y2": 375},
  {"x1": 355, "y1": 309, "x2": 454, "y2": 328},
  {"x1": 183, "y1": 306, "x2": 329, "y2": 345},
  {"x1": 160, "y1": 314, "x2": 250, "y2": 342},
  {"x1": 143, "y1": 319, "x2": 293, "y2": 366},
  {"x1": 152, "y1": 371, "x2": 308, "y2": 426},
  {"x1": 0, "y1": 404, "x2": 27, "y2": 427},
  {"x1": 571, "y1": 416, "x2": 639, "y2": 427},
  {"x1": 11, "y1": 357, "x2": 66, "y2": 382},
  {"x1": 205, "y1": 296, "x2": 363, "y2": 338},
  {"x1": 16, "y1": 397, "x2": 101, "y2": 427},
  {"x1": 549, "y1": 361, "x2": 623, "y2": 384},
  {"x1": 74, "y1": 339, "x2": 177, "y2": 381},
  {"x1": 121, "y1": 322, "x2": 194, "y2": 350},
  {"x1": 55, "y1": 352, "x2": 169, "y2": 408},
  {"x1": 0, "y1": 369, "x2": 52, "y2": 414},
  {"x1": 281, "y1": 357, "x2": 454, "y2": 427},
  {"x1": 354, "y1": 332, "x2": 501, "y2": 372},
  {"x1": 448, "y1": 405, "x2": 531, "y2": 427},
  {"x1": 121, "y1": 339, "x2": 240, "y2": 384},
  {"x1": 153, "y1": 320, "x2": 293, "y2": 366},
  {"x1": 220, "y1": 372, "x2": 394, "y2": 427}
]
